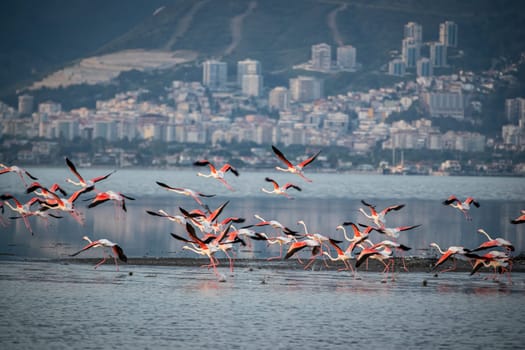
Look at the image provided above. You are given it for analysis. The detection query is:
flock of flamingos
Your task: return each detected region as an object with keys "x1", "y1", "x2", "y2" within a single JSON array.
[{"x1": 1, "y1": 144, "x2": 524, "y2": 283}]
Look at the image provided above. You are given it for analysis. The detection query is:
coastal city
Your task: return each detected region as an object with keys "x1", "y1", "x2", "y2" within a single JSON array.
[{"x1": 1, "y1": 20, "x2": 524, "y2": 176}]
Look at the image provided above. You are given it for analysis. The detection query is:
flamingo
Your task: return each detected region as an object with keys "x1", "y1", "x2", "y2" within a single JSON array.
[
  {"x1": 284, "y1": 238, "x2": 322, "y2": 269},
  {"x1": 146, "y1": 209, "x2": 188, "y2": 226},
  {"x1": 470, "y1": 229, "x2": 515, "y2": 253},
  {"x1": 0, "y1": 194, "x2": 45, "y2": 235},
  {"x1": 355, "y1": 245, "x2": 396, "y2": 281},
  {"x1": 261, "y1": 177, "x2": 301, "y2": 199},
  {"x1": 65, "y1": 157, "x2": 115, "y2": 190},
  {"x1": 179, "y1": 201, "x2": 231, "y2": 234},
  {"x1": 172, "y1": 222, "x2": 222, "y2": 276},
  {"x1": 442, "y1": 195, "x2": 480, "y2": 220},
  {"x1": 265, "y1": 234, "x2": 297, "y2": 261},
  {"x1": 429, "y1": 242, "x2": 471, "y2": 273},
  {"x1": 33, "y1": 184, "x2": 92, "y2": 225},
  {"x1": 0, "y1": 163, "x2": 38, "y2": 186},
  {"x1": 69, "y1": 236, "x2": 127, "y2": 271},
  {"x1": 271, "y1": 145, "x2": 320, "y2": 182},
  {"x1": 85, "y1": 190, "x2": 135, "y2": 212},
  {"x1": 465, "y1": 250, "x2": 512, "y2": 282},
  {"x1": 155, "y1": 181, "x2": 215, "y2": 206},
  {"x1": 252, "y1": 214, "x2": 298, "y2": 236},
  {"x1": 193, "y1": 160, "x2": 239, "y2": 191},
  {"x1": 339, "y1": 222, "x2": 374, "y2": 245},
  {"x1": 322, "y1": 238, "x2": 361, "y2": 275},
  {"x1": 359, "y1": 200, "x2": 405, "y2": 227},
  {"x1": 367, "y1": 224, "x2": 421, "y2": 239},
  {"x1": 26, "y1": 182, "x2": 67, "y2": 199},
  {"x1": 510, "y1": 210, "x2": 525, "y2": 224}
]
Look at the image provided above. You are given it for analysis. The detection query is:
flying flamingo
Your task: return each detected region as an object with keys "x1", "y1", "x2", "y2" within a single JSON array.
[
  {"x1": 0, "y1": 163, "x2": 38, "y2": 186},
  {"x1": 85, "y1": 190, "x2": 135, "y2": 212},
  {"x1": 510, "y1": 210, "x2": 525, "y2": 224},
  {"x1": 322, "y1": 238, "x2": 363, "y2": 275},
  {"x1": 284, "y1": 237, "x2": 322, "y2": 269},
  {"x1": 465, "y1": 250, "x2": 512, "y2": 282},
  {"x1": 429, "y1": 242, "x2": 471, "y2": 273},
  {"x1": 265, "y1": 234, "x2": 297, "y2": 261},
  {"x1": 155, "y1": 181, "x2": 215, "y2": 206},
  {"x1": 359, "y1": 200, "x2": 405, "y2": 227},
  {"x1": 193, "y1": 160, "x2": 239, "y2": 191},
  {"x1": 32, "y1": 184, "x2": 92, "y2": 225},
  {"x1": 271, "y1": 145, "x2": 320, "y2": 182},
  {"x1": 366, "y1": 224, "x2": 421, "y2": 239},
  {"x1": 65, "y1": 157, "x2": 115, "y2": 190},
  {"x1": 69, "y1": 236, "x2": 128, "y2": 271},
  {"x1": 172, "y1": 222, "x2": 222, "y2": 277},
  {"x1": 146, "y1": 209, "x2": 188, "y2": 226},
  {"x1": 179, "y1": 201, "x2": 232, "y2": 234},
  {"x1": 442, "y1": 195, "x2": 480, "y2": 220},
  {"x1": 470, "y1": 229, "x2": 515, "y2": 253},
  {"x1": 355, "y1": 245, "x2": 396, "y2": 282},
  {"x1": 261, "y1": 177, "x2": 302, "y2": 199},
  {"x1": 338, "y1": 222, "x2": 374, "y2": 246},
  {"x1": 26, "y1": 182, "x2": 67, "y2": 199},
  {"x1": 0, "y1": 194, "x2": 46, "y2": 235}
]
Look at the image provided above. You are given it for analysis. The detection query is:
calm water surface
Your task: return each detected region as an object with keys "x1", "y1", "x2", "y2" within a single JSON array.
[
  {"x1": 0, "y1": 260, "x2": 524, "y2": 349},
  {"x1": 0, "y1": 168, "x2": 523, "y2": 258},
  {"x1": 1, "y1": 167, "x2": 524, "y2": 349}
]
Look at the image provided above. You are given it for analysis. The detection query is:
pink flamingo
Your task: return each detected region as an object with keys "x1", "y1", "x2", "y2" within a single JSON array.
[
  {"x1": 261, "y1": 177, "x2": 302, "y2": 199},
  {"x1": 510, "y1": 210, "x2": 525, "y2": 224},
  {"x1": 69, "y1": 235, "x2": 127, "y2": 271},
  {"x1": 271, "y1": 145, "x2": 320, "y2": 182},
  {"x1": 65, "y1": 157, "x2": 115, "y2": 190},
  {"x1": 0, "y1": 163, "x2": 38, "y2": 186},
  {"x1": 429, "y1": 242, "x2": 471, "y2": 273},
  {"x1": 193, "y1": 160, "x2": 239, "y2": 191},
  {"x1": 155, "y1": 181, "x2": 215, "y2": 206},
  {"x1": 85, "y1": 190, "x2": 135, "y2": 213},
  {"x1": 442, "y1": 195, "x2": 480, "y2": 220},
  {"x1": 359, "y1": 200, "x2": 405, "y2": 227}
]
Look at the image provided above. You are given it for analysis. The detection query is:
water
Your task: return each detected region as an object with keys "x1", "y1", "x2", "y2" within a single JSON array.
[
  {"x1": 0, "y1": 260, "x2": 524, "y2": 349},
  {"x1": 0, "y1": 168, "x2": 524, "y2": 258},
  {"x1": 1, "y1": 168, "x2": 524, "y2": 348}
]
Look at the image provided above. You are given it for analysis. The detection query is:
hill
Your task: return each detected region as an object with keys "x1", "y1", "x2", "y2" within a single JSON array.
[{"x1": 1, "y1": 0, "x2": 525, "y2": 106}]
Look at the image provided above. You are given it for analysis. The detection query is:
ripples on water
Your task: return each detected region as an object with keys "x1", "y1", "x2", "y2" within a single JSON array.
[{"x1": 0, "y1": 260, "x2": 524, "y2": 349}]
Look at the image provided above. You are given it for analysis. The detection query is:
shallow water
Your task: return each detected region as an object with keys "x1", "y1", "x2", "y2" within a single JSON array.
[{"x1": 0, "y1": 260, "x2": 524, "y2": 349}]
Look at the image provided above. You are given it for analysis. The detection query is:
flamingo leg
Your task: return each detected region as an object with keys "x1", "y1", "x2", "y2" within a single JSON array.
[{"x1": 94, "y1": 256, "x2": 108, "y2": 269}]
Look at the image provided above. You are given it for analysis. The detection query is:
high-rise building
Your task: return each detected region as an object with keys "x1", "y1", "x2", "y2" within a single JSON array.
[
  {"x1": 402, "y1": 38, "x2": 420, "y2": 67},
  {"x1": 38, "y1": 101, "x2": 62, "y2": 115},
  {"x1": 416, "y1": 57, "x2": 433, "y2": 77},
  {"x1": 311, "y1": 43, "x2": 332, "y2": 71},
  {"x1": 268, "y1": 87, "x2": 290, "y2": 111},
  {"x1": 388, "y1": 58, "x2": 406, "y2": 76},
  {"x1": 18, "y1": 94, "x2": 34, "y2": 116},
  {"x1": 202, "y1": 60, "x2": 228, "y2": 91},
  {"x1": 242, "y1": 74, "x2": 263, "y2": 97},
  {"x1": 237, "y1": 59, "x2": 261, "y2": 86},
  {"x1": 439, "y1": 21, "x2": 458, "y2": 48},
  {"x1": 422, "y1": 92, "x2": 464, "y2": 119},
  {"x1": 505, "y1": 97, "x2": 525, "y2": 124},
  {"x1": 336, "y1": 45, "x2": 357, "y2": 70},
  {"x1": 404, "y1": 22, "x2": 423, "y2": 45},
  {"x1": 289, "y1": 76, "x2": 323, "y2": 102},
  {"x1": 430, "y1": 42, "x2": 447, "y2": 67}
]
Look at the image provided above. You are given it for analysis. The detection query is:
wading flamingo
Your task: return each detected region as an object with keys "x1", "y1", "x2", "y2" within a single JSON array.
[
  {"x1": 193, "y1": 160, "x2": 239, "y2": 191},
  {"x1": 69, "y1": 236, "x2": 128, "y2": 271},
  {"x1": 465, "y1": 250, "x2": 512, "y2": 283},
  {"x1": 271, "y1": 145, "x2": 320, "y2": 182},
  {"x1": 442, "y1": 195, "x2": 480, "y2": 221}
]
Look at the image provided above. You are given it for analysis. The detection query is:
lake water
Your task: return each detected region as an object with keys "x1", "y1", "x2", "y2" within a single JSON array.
[
  {"x1": 0, "y1": 168, "x2": 524, "y2": 259},
  {"x1": 1, "y1": 168, "x2": 524, "y2": 349},
  {"x1": 0, "y1": 260, "x2": 524, "y2": 349}
]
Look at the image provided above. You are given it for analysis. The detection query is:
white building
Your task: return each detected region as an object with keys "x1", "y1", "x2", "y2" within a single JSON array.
[
  {"x1": 430, "y1": 42, "x2": 447, "y2": 67},
  {"x1": 311, "y1": 43, "x2": 332, "y2": 71},
  {"x1": 416, "y1": 57, "x2": 433, "y2": 77},
  {"x1": 268, "y1": 87, "x2": 290, "y2": 111},
  {"x1": 439, "y1": 21, "x2": 458, "y2": 48},
  {"x1": 237, "y1": 59, "x2": 261, "y2": 86},
  {"x1": 402, "y1": 38, "x2": 420, "y2": 68},
  {"x1": 242, "y1": 74, "x2": 263, "y2": 97},
  {"x1": 289, "y1": 76, "x2": 323, "y2": 102},
  {"x1": 404, "y1": 22, "x2": 423, "y2": 45},
  {"x1": 388, "y1": 58, "x2": 406, "y2": 76}
]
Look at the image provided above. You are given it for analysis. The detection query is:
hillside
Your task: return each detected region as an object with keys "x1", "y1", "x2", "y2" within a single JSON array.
[{"x1": 1, "y1": 0, "x2": 525, "y2": 104}]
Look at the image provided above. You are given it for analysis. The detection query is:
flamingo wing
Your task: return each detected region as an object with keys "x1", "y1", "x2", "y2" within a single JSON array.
[
  {"x1": 271, "y1": 145, "x2": 294, "y2": 168},
  {"x1": 112, "y1": 245, "x2": 127, "y2": 262},
  {"x1": 65, "y1": 158, "x2": 85, "y2": 183},
  {"x1": 297, "y1": 150, "x2": 321, "y2": 169}
]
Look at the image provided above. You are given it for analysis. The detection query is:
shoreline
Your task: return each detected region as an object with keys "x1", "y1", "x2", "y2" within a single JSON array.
[{"x1": 4, "y1": 256, "x2": 524, "y2": 273}]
